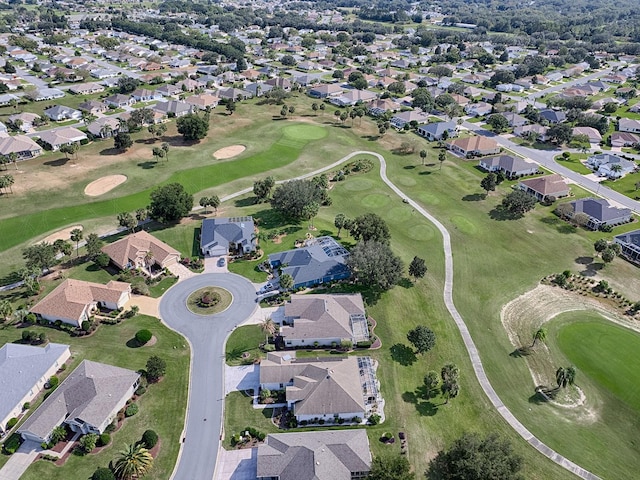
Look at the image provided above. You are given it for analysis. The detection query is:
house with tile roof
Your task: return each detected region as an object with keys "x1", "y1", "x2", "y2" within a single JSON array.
[
  {"x1": 185, "y1": 93, "x2": 220, "y2": 110},
  {"x1": 277, "y1": 294, "x2": 369, "y2": 348},
  {"x1": 257, "y1": 430, "x2": 372, "y2": 480},
  {"x1": 563, "y1": 198, "x2": 632, "y2": 230},
  {"x1": 87, "y1": 117, "x2": 120, "y2": 138},
  {"x1": 446, "y1": 136, "x2": 500, "y2": 157},
  {"x1": 518, "y1": 174, "x2": 570, "y2": 201},
  {"x1": 30, "y1": 279, "x2": 131, "y2": 327},
  {"x1": 0, "y1": 343, "x2": 70, "y2": 436},
  {"x1": 615, "y1": 229, "x2": 640, "y2": 265},
  {"x1": 268, "y1": 236, "x2": 351, "y2": 289},
  {"x1": 260, "y1": 352, "x2": 381, "y2": 423},
  {"x1": 200, "y1": 217, "x2": 256, "y2": 257},
  {"x1": 390, "y1": 110, "x2": 430, "y2": 129},
  {"x1": 0, "y1": 133, "x2": 42, "y2": 159},
  {"x1": 478, "y1": 155, "x2": 539, "y2": 178},
  {"x1": 101, "y1": 231, "x2": 180, "y2": 274},
  {"x1": 19, "y1": 360, "x2": 140, "y2": 443},
  {"x1": 308, "y1": 83, "x2": 344, "y2": 99},
  {"x1": 37, "y1": 127, "x2": 87, "y2": 151}
]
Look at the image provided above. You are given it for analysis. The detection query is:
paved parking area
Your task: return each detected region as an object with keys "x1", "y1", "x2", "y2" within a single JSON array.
[
  {"x1": 0, "y1": 440, "x2": 41, "y2": 480},
  {"x1": 215, "y1": 448, "x2": 257, "y2": 480},
  {"x1": 225, "y1": 365, "x2": 259, "y2": 395},
  {"x1": 205, "y1": 256, "x2": 229, "y2": 273}
]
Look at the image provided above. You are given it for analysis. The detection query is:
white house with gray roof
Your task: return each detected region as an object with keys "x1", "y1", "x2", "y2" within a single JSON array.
[
  {"x1": 0, "y1": 343, "x2": 70, "y2": 436},
  {"x1": 417, "y1": 121, "x2": 458, "y2": 141},
  {"x1": 586, "y1": 153, "x2": 636, "y2": 179},
  {"x1": 615, "y1": 229, "x2": 640, "y2": 265},
  {"x1": 19, "y1": 360, "x2": 140, "y2": 443},
  {"x1": 564, "y1": 198, "x2": 632, "y2": 230},
  {"x1": 478, "y1": 154, "x2": 539, "y2": 178},
  {"x1": 200, "y1": 217, "x2": 256, "y2": 257},
  {"x1": 257, "y1": 429, "x2": 372, "y2": 480},
  {"x1": 277, "y1": 293, "x2": 369, "y2": 348}
]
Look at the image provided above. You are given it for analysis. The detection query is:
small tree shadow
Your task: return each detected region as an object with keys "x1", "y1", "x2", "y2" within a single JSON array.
[
  {"x1": 462, "y1": 193, "x2": 485, "y2": 202},
  {"x1": 580, "y1": 261, "x2": 603, "y2": 276},
  {"x1": 403, "y1": 165, "x2": 416, "y2": 170},
  {"x1": 418, "y1": 170, "x2": 432, "y2": 175},
  {"x1": 126, "y1": 338, "x2": 143, "y2": 348},
  {"x1": 99, "y1": 148, "x2": 121, "y2": 156},
  {"x1": 397, "y1": 277, "x2": 413, "y2": 289},
  {"x1": 557, "y1": 224, "x2": 577, "y2": 234},
  {"x1": 509, "y1": 346, "x2": 533, "y2": 358},
  {"x1": 540, "y1": 216, "x2": 561, "y2": 226},
  {"x1": 235, "y1": 197, "x2": 257, "y2": 208},
  {"x1": 489, "y1": 206, "x2": 520, "y2": 221},
  {"x1": 43, "y1": 157, "x2": 70, "y2": 167},
  {"x1": 137, "y1": 161, "x2": 157, "y2": 169},
  {"x1": 390, "y1": 343, "x2": 416, "y2": 366},
  {"x1": 401, "y1": 390, "x2": 438, "y2": 416}
]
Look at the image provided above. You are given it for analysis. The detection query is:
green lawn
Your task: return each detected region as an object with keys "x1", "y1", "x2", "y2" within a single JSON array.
[
  {"x1": 602, "y1": 169, "x2": 640, "y2": 199},
  {"x1": 1, "y1": 315, "x2": 189, "y2": 480},
  {"x1": 148, "y1": 276, "x2": 178, "y2": 298},
  {"x1": 223, "y1": 391, "x2": 279, "y2": 448},
  {"x1": 226, "y1": 325, "x2": 265, "y2": 366},
  {"x1": 555, "y1": 153, "x2": 592, "y2": 175}
]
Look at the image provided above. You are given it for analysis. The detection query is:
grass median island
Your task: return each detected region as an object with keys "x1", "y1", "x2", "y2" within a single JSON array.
[
  {"x1": 186, "y1": 286, "x2": 232, "y2": 315},
  {"x1": 0, "y1": 314, "x2": 189, "y2": 480}
]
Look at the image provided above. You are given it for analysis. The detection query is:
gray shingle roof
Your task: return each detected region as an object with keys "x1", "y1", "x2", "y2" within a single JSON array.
[
  {"x1": 570, "y1": 197, "x2": 632, "y2": 222},
  {"x1": 200, "y1": 217, "x2": 255, "y2": 255},
  {"x1": 257, "y1": 429, "x2": 371, "y2": 480},
  {"x1": 19, "y1": 360, "x2": 139, "y2": 441},
  {"x1": 0, "y1": 343, "x2": 70, "y2": 428}
]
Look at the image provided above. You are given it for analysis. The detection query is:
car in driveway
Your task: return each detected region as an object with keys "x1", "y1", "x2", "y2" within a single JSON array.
[{"x1": 218, "y1": 257, "x2": 226, "y2": 267}]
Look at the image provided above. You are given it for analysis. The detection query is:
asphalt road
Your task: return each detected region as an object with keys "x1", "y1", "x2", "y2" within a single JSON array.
[{"x1": 158, "y1": 273, "x2": 258, "y2": 480}]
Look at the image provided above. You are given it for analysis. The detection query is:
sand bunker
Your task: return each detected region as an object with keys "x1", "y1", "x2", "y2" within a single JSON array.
[
  {"x1": 213, "y1": 145, "x2": 246, "y2": 159},
  {"x1": 40, "y1": 225, "x2": 82, "y2": 245},
  {"x1": 84, "y1": 175, "x2": 127, "y2": 196}
]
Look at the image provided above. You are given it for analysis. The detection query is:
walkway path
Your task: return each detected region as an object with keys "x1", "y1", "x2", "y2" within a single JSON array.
[{"x1": 368, "y1": 150, "x2": 601, "y2": 480}]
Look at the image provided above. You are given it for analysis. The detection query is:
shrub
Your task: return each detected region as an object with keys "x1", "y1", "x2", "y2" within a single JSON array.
[
  {"x1": 79, "y1": 433, "x2": 98, "y2": 454},
  {"x1": 2, "y1": 433, "x2": 21, "y2": 454},
  {"x1": 318, "y1": 419, "x2": 325, "y2": 425},
  {"x1": 81, "y1": 320, "x2": 91, "y2": 332},
  {"x1": 92, "y1": 467, "x2": 116, "y2": 480},
  {"x1": 135, "y1": 329, "x2": 153, "y2": 345},
  {"x1": 146, "y1": 355, "x2": 167, "y2": 382},
  {"x1": 98, "y1": 433, "x2": 111, "y2": 447},
  {"x1": 105, "y1": 421, "x2": 117, "y2": 434},
  {"x1": 135, "y1": 385, "x2": 147, "y2": 396},
  {"x1": 95, "y1": 253, "x2": 110, "y2": 267},
  {"x1": 23, "y1": 402, "x2": 30, "y2": 410},
  {"x1": 352, "y1": 416, "x2": 362, "y2": 423},
  {"x1": 125, "y1": 403, "x2": 139, "y2": 417},
  {"x1": 141, "y1": 429, "x2": 158, "y2": 449},
  {"x1": 6, "y1": 417, "x2": 18, "y2": 429},
  {"x1": 368, "y1": 414, "x2": 381, "y2": 425},
  {"x1": 47, "y1": 375, "x2": 59, "y2": 389}
]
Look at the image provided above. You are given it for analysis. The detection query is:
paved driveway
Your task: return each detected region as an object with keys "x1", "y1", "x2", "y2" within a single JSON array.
[
  {"x1": 225, "y1": 365, "x2": 259, "y2": 395},
  {"x1": 159, "y1": 273, "x2": 258, "y2": 480},
  {"x1": 0, "y1": 441, "x2": 41, "y2": 480},
  {"x1": 215, "y1": 448, "x2": 257, "y2": 480}
]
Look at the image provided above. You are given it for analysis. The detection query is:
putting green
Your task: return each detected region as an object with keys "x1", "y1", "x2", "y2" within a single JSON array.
[
  {"x1": 406, "y1": 223, "x2": 436, "y2": 241},
  {"x1": 282, "y1": 124, "x2": 328, "y2": 141},
  {"x1": 343, "y1": 178, "x2": 374, "y2": 191},
  {"x1": 557, "y1": 318, "x2": 640, "y2": 412},
  {"x1": 418, "y1": 192, "x2": 441, "y2": 205},
  {"x1": 396, "y1": 175, "x2": 417, "y2": 187},
  {"x1": 361, "y1": 194, "x2": 390, "y2": 208},
  {"x1": 450, "y1": 215, "x2": 477, "y2": 235}
]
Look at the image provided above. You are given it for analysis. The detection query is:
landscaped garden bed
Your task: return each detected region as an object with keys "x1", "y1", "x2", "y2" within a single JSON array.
[{"x1": 186, "y1": 286, "x2": 232, "y2": 315}]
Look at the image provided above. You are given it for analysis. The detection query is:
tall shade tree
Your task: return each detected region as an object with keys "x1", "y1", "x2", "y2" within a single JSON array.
[
  {"x1": 349, "y1": 213, "x2": 391, "y2": 244},
  {"x1": 408, "y1": 256, "x2": 427, "y2": 279},
  {"x1": 334, "y1": 213, "x2": 346, "y2": 238},
  {"x1": 407, "y1": 325, "x2": 436, "y2": 354},
  {"x1": 113, "y1": 443, "x2": 154, "y2": 480},
  {"x1": 346, "y1": 240, "x2": 403, "y2": 291},
  {"x1": 146, "y1": 355, "x2": 167, "y2": 383},
  {"x1": 440, "y1": 363, "x2": 460, "y2": 404},
  {"x1": 500, "y1": 190, "x2": 536, "y2": 217},
  {"x1": 480, "y1": 172, "x2": 496, "y2": 195},
  {"x1": 0, "y1": 299, "x2": 13, "y2": 322},
  {"x1": 117, "y1": 212, "x2": 137, "y2": 233},
  {"x1": 176, "y1": 113, "x2": 209, "y2": 141},
  {"x1": 367, "y1": 454, "x2": 415, "y2": 480},
  {"x1": 149, "y1": 183, "x2": 194, "y2": 223},
  {"x1": 209, "y1": 195, "x2": 220, "y2": 214},
  {"x1": 85, "y1": 233, "x2": 103, "y2": 260},
  {"x1": 419, "y1": 149, "x2": 427, "y2": 165},
  {"x1": 270, "y1": 179, "x2": 327, "y2": 220},
  {"x1": 427, "y1": 432, "x2": 523, "y2": 480},
  {"x1": 23, "y1": 242, "x2": 57, "y2": 274}
]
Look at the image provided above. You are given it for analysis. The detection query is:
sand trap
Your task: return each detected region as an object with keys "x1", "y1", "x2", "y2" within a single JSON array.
[
  {"x1": 84, "y1": 175, "x2": 127, "y2": 197},
  {"x1": 213, "y1": 145, "x2": 246, "y2": 159},
  {"x1": 40, "y1": 225, "x2": 82, "y2": 245}
]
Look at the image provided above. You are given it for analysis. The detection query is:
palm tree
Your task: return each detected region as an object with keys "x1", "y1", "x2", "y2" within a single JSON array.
[
  {"x1": 8, "y1": 152, "x2": 18, "y2": 170},
  {"x1": 419, "y1": 149, "x2": 427, "y2": 165},
  {"x1": 260, "y1": 317, "x2": 276, "y2": 343},
  {"x1": 531, "y1": 327, "x2": 547, "y2": 347},
  {"x1": 610, "y1": 164, "x2": 623, "y2": 176},
  {"x1": 161, "y1": 142, "x2": 169, "y2": 161},
  {"x1": 438, "y1": 150, "x2": 446, "y2": 170},
  {"x1": 144, "y1": 251, "x2": 155, "y2": 272},
  {"x1": 100, "y1": 124, "x2": 113, "y2": 139},
  {"x1": 555, "y1": 366, "x2": 576, "y2": 388},
  {"x1": 0, "y1": 299, "x2": 13, "y2": 323},
  {"x1": 70, "y1": 228, "x2": 83, "y2": 257},
  {"x1": 113, "y1": 443, "x2": 154, "y2": 480}
]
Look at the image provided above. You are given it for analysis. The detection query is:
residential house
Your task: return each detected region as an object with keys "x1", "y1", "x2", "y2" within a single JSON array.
[
  {"x1": 176, "y1": 79, "x2": 204, "y2": 92},
  {"x1": 268, "y1": 236, "x2": 350, "y2": 289},
  {"x1": 518, "y1": 174, "x2": 570, "y2": 201},
  {"x1": 101, "y1": 231, "x2": 180, "y2": 273},
  {"x1": 539, "y1": 109, "x2": 566, "y2": 124},
  {"x1": 104, "y1": 94, "x2": 135, "y2": 108},
  {"x1": 30, "y1": 279, "x2": 131, "y2": 327},
  {"x1": 154, "y1": 100, "x2": 192, "y2": 118},
  {"x1": 29, "y1": 88, "x2": 65, "y2": 102},
  {"x1": 618, "y1": 118, "x2": 640, "y2": 134},
  {"x1": 90, "y1": 68, "x2": 118, "y2": 79},
  {"x1": 218, "y1": 88, "x2": 253, "y2": 101},
  {"x1": 390, "y1": 110, "x2": 430, "y2": 129},
  {"x1": 446, "y1": 136, "x2": 500, "y2": 157},
  {"x1": 0, "y1": 93, "x2": 19, "y2": 106},
  {"x1": 200, "y1": 217, "x2": 256, "y2": 257},
  {"x1": 308, "y1": 83, "x2": 344, "y2": 99},
  {"x1": 330, "y1": 89, "x2": 377, "y2": 107},
  {"x1": 417, "y1": 121, "x2": 458, "y2": 141},
  {"x1": 185, "y1": 93, "x2": 220, "y2": 110},
  {"x1": 78, "y1": 100, "x2": 107, "y2": 115},
  {"x1": 69, "y1": 82, "x2": 105, "y2": 95},
  {"x1": 38, "y1": 127, "x2": 87, "y2": 151},
  {"x1": 131, "y1": 88, "x2": 162, "y2": 102},
  {"x1": 276, "y1": 294, "x2": 369, "y2": 348},
  {"x1": 366, "y1": 98, "x2": 399, "y2": 116},
  {"x1": 259, "y1": 352, "x2": 380, "y2": 423},
  {"x1": 586, "y1": 153, "x2": 636, "y2": 179},
  {"x1": 0, "y1": 343, "x2": 71, "y2": 436},
  {"x1": 614, "y1": 229, "x2": 640, "y2": 265},
  {"x1": 610, "y1": 131, "x2": 640, "y2": 148},
  {"x1": 87, "y1": 117, "x2": 120, "y2": 138},
  {"x1": 257, "y1": 430, "x2": 372, "y2": 480},
  {"x1": 572, "y1": 126, "x2": 602, "y2": 144},
  {"x1": 464, "y1": 102, "x2": 492, "y2": 117},
  {"x1": 8, "y1": 112, "x2": 41, "y2": 132},
  {"x1": 513, "y1": 124, "x2": 548, "y2": 141},
  {"x1": 19, "y1": 360, "x2": 140, "y2": 443},
  {"x1": 0, "y1": 133, "x2": 42, "y2": 159},
  {"x1": 563, "y1": 197, "x2": 632, "y2": 230},
  {"x1": 478, "y1": 155, "x2": 539, "y2": 178},
  {"x1": 0, "y1": 122, "x2": 6, "y2": 134},
  {"x1": 66, "y1": 57, "x2": 89, "y2": 69},
  {"x1": 156, "y1": 84, "x2": 182, "y2": 98},
  {"x1": 266, "y1": 77, "x2": 293, "y2": 91},
  {"x1": 450, "y1": 93, "x2": 470, "y2": 106},
  {"x1": 43, "y1": 105, "x2": 82, "y2": 122},
  {"x1": 502, "y1": 112, "x2": 528, "y2": 128}
]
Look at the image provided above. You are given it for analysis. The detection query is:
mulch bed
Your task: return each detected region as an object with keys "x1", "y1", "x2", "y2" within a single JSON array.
[{"x1": 368, "y1": 317, "x2": 382, "y2": 350}]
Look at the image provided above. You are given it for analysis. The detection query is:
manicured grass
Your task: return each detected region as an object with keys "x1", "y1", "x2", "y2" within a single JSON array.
[
  {"x1": 555, "y1": 153, "x2": 592, "y2": 175},
  {"x1": 1, "y1": 314, "x2": 189, "y2": 480},
  {"x1": 602, "y1": 168, "x2": 640, "y2": 199},
  {"x1": 556, "y1": 316, "x2": 640, "y2": 412},
  {"x1": 225, "y1": 325, "x2": 264, "y2": 366},
  {"x1": 186, "y1": 286, "x2": 232, "y2": 315},
  {"x1": 148, "y1": 276, "x2": 178, "y2": 298},
  {"x1": 223, "y1": 391, "x2": 278, "y2": 449}
]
